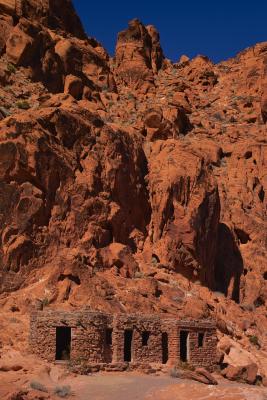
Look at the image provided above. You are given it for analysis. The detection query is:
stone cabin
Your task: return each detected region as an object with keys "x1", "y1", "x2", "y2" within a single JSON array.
[{"x1": 30, "y1": 309, "x2": 217, "y2": 369}]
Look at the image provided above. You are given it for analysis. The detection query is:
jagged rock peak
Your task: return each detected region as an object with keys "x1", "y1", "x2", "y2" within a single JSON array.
[{"x1": 115, "y1": 18, "x2": 164, "y2": 89}]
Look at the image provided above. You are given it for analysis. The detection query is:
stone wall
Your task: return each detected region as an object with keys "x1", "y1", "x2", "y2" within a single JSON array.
[
  {"x1": 112, "y1": 314, "x2": 163, "y2": 364},
  {"x1": 30, "y1": 309, "x2": 217, "y2": 369},
  {"x1": 30, "y1": 310, "x2": 113, "y2": 363}
]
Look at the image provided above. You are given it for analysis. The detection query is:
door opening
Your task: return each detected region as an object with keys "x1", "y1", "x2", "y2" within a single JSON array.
[
  {"x1": 198, "y1": 332, "x2": 204, "y2": 347},
  {"x1": 142, "y1": 331, "x2": 150, "y2": 346},
  {"x1": 56, "y1": 327, "x2": 71, "y2": 360},
  {"x1": 124, "y1": 330, "x2": 133, "y2": 362},
  {"x1": 105, "y1": 328, "x2": 113, "y2": 346},
  {"x1": 162, "y1": 332, "x2": 169, "y2": 364},
  {"x1": 180, "y1": 330, "x2": 189, "y2": 362}
]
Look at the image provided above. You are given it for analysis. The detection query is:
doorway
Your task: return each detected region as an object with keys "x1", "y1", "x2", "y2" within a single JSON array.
[
  {"x1": 162, "y1": 332, "x2": 169, "y2": 364},
  {"x1": 124, "y1": 330, "x2": 133, "y2": 362},
  {"x1": 56, "y1": 327, "x2": 71, "y2": 360},
  {"x1": 180, "y1": 330, "x2": 189, "y2": 362}
]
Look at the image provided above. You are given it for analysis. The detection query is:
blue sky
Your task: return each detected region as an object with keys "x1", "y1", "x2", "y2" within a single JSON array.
[{"x1": 73, "y1": 0, "x2": 267, "y2": 63}]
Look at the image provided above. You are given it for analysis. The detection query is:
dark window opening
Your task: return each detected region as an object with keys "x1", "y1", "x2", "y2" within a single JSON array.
[
  {"x1": 56, "y1": 327, "x2": 71, "y2": 360},
  {"x1": 162, "y1": 332, "x2": 168, "y2": 364},
  {"x1": 142, "y1": 331, "x2": 150, "y2": 346},
  {"x1": 106, "y1": 328, "x2": 113, "y2": 346},
  {"x1": 180, "y1": 331, "x2": 189, "y2": 362},
  {"x1": 124, "y1": 330, "x2": 133, "y2": 362},
  {"x1": 198, "y1": 332, "x2": 205, "y2": 347}
]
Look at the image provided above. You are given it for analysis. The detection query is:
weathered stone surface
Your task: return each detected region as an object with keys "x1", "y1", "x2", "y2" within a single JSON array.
[
  {"x1": 182, "y1": 368, "x2": 218, "y2": 385},
  {"x1": 64, "y1": 74, "x2": 83, "y2": 99},
  {"x1": 0, "y1": 0, "x2": 266, "y2": 386},
  {"x1": 0, "y1": 14, "x2": 13, "y2": 53},
  {"x1": 30, "y1": 310, "x2": 217, "y2": 369},
  {"x1": 222, "y1": 363, "x2": 258, "y2": 385},
  {"x1": 6, "y1": 21, "x2": 37, "y2": 65},
  {"x1": 115, "y1": 19, "x2": 163, "y2": 90}
]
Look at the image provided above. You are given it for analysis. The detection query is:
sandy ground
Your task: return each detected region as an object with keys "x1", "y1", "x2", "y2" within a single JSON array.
[
  {"x1": 0, "y1": 351, "x2": 267, "y2": 400},
  {"x1": 61, "y1": 373, "x2": 267, "y2": 400}
]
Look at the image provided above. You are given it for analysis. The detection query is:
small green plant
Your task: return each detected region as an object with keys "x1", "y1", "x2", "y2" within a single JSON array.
[
  {"x1": 249, "y1": 335, "x2": 260, "y2": 347},
  {"x1": 127, "y1": 93, "x2": 135, "y2": 100},
  {"x1": 0, "y1": 106, "x2": 11, "y2": 117},
  {"x1": 16, "y1": 101, "x2": 30, "y2": 110},
  {"x1": 42, "y1": 297, "x2": 50, "y2": 307},
  {"x1": 178, "y1": 361, "x2": 195, "y2": 371},
  {"x1": 102, "y1": 84, "x2": 109, "y2": 92},
  {"x1": 53, "y1": 385, "x2": 71, "y2": 398},
  {"x1": 6, "y1": 63, "x2": 17, "y2": 74},
  {"x1": 30, "y1": 381, "x2": 48, "y2": 393}
]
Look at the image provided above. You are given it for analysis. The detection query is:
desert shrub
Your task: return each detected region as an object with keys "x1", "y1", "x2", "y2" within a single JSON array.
[
  {"x1": 170, "y1": 362, "x2": 195, "y2": 378},
  {"x1": 6, "y1": 63, "x2": 16, "y2": 73},
  {"x1": 54, "y1": 385, "x2": 71, "y2": 398},
  {"x1": 42, "y1": 297, "x2": 50, "y2": 307},
  {"x1": 30, "y1": 381, "x2": 48, "y2": 393},
  {"x1": 127, "y1": 93, "x2": 135, "y2": 100},
  {"x1": 16, "y1": 101, "x2": 30, "y2": 110},
  {"x1": 169, "y1": 367, "x2": 180, "y2": 378},
  {"x1": 249, "y1": 335, "x2": 260, "y2": 347},
  {"x1": 0, "y1": 106, "x2": 11, "y2": 117},
  {"x1": 178, "y1": 361, "x2": 195, "y2": 371}
]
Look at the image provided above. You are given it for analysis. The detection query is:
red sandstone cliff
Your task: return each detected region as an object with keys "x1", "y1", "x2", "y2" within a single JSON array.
[{"x1": 0, "y1": 0, "x2": 266, "y2": 383}]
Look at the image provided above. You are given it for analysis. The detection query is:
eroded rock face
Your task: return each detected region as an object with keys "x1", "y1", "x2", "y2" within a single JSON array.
[
  {"x1": 16, "y1": 0, "x2": 86, "y2": 38},
  {"x1": 0, "y1": 0, "x2": 266, "y2": 381},
  {"x1": 0, "y1": 104, "x2": 150, "y2": 290},
  {"x1": 115, "y1": 19, "x2": 164, "y2": 90},
  {"x1": 147, "y1": 140, "x2": 220, "y2": 287}
]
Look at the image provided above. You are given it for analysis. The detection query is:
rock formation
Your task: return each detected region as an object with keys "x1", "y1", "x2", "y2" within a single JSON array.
[{"x1": 0, "y1": 0, "x2": 266, "y2": 387}]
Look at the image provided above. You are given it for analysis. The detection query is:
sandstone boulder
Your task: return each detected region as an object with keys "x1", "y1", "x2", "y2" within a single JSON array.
[
  {"x1": 16, "y1": 0, "x2": 85, "y2": 39},
  {"x1": 64, "y1": 74, "x2": 83, "y2": 99},
  {"x1": 172, "y1": 367, "x2": 218, "y2": 385},
  {"x1": 221, "y1": 363, "x2": 258, "y2": 385},
  {"x1": 98, "y1": 243, "x2": 139, "y2": 278},
  {"x1": 0, "y1": 14, "x2": 13, "y2": 53},
  {"x1": 147, "y1": 140, "x2": 220, "y2": 287},
  {"x1": 6, "y1": 21, "x2": 38, "y2": 65}
]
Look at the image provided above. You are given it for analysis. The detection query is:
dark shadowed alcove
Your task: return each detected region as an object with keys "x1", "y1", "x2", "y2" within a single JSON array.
[
  {"x1": 56, "y1": 327, "x2": 71, "y2": 360},
  {"x1": 124, "y1": 330, "x2": 133, "y2": 362}
]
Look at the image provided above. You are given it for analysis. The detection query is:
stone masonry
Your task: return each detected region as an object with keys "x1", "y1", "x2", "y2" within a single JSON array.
[{"x1": 30, "y1": 309, "x2": 217, "y2": 369}]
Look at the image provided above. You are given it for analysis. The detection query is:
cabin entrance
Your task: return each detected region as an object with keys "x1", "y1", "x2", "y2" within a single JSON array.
[
  {"x1": 180, "y1": 330, "x2": 189, "y2": 362},
  {"x1": 162, "y1": 332, "x2": 169, "y2": 364},
  {"x1": 124, "y1": 330, "x2": 133, "y2": 362},
  {"x1": 56, "y1": 327, "x2": 71, "y2": 360}
]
